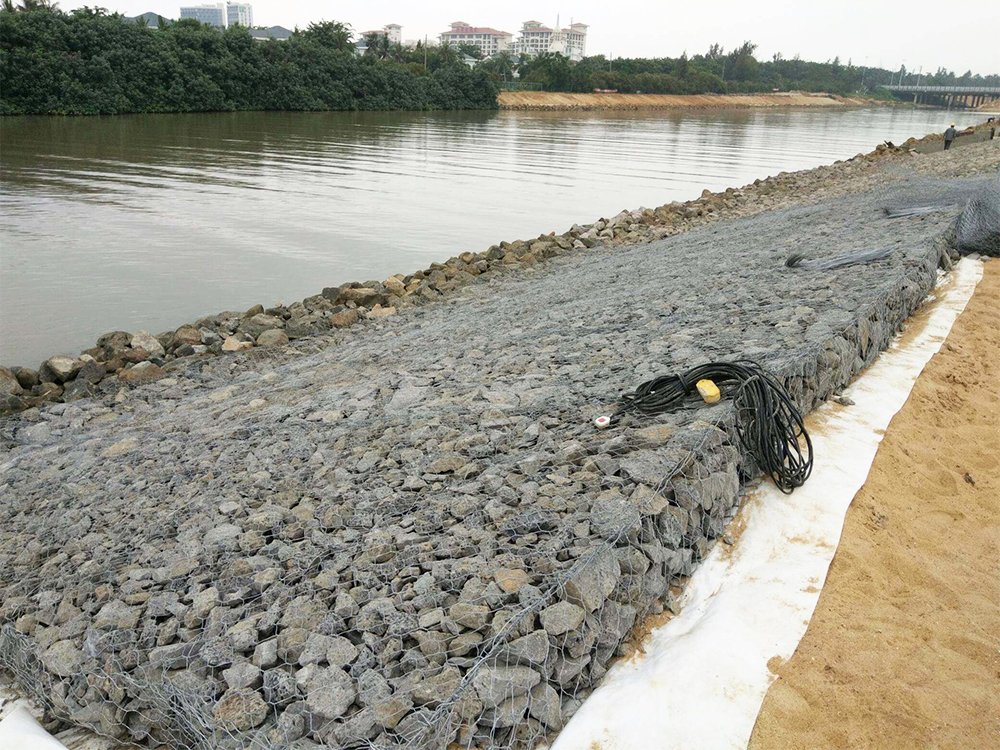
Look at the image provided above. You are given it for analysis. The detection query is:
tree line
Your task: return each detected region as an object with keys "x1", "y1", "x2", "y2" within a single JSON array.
[
  {"x1": 4, "y1": 5, "x2": 997, "y2": 116},
  {"x1": 479, "y1": 41, "x2": 1000, "y2": 98},
  {"x1": 0, "y1": 6, "x2": 498, "y2": 115}
]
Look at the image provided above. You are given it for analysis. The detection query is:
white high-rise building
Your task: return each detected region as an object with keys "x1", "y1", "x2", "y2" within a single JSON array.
[
  {"x1": 358, "y1": 24, "x2": 403, "y2": 46},
  {"x1": 179, "y1": 2, "x2": 253, "y2": 29},
  {"x1": 439, "y1": 21, "x2": 513, "y2": 58},
  {"x1": 514, "y1": 19, "x2": 588, "y2": 62},
  {"x1": 179, "y1": 3, "x2": 226, "y2": 27},
  {"x1": 513, "y1": 20, "x2": 552, "y2": 57},
  {"x1": 226, "y1": 2, "x2": 253, "y2": 27}
]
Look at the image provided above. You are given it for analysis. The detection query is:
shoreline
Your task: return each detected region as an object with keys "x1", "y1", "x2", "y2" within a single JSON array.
[
  {"x1": 498, "y1": 91, "x2": 881, "y2": 111},
  {"x1": 1, "y1": 121, "x2": 996, "y2": 417}
]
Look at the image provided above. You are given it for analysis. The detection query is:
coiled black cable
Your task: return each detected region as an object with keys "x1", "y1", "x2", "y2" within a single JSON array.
[{"x1": 612, "y1": 361, "x2": 813, "y2": 493}]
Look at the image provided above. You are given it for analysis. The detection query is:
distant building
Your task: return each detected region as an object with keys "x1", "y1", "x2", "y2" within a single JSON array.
[
  {"x1": 127, "y1": 11, "x2": 171, "y2": 26},
  {"x1": 514, "y1": 20, "x2": 588, "y2": 62},
  {"x1": 359, "y1": 24, "x2": 402, "y2": 44},
  {"x1": 250, "y1": 25, "x2": 292, "y2": 41},
  {"x1": 226, "y1": 2, "x2": 253, "y2": 27},
  {"x1": 439, "y1": 21, "x2": 513, "y2": 58},
  {"x1": 179, "y1": 3, "x2": 225, "y2": 27},
  {"x1": 179, "y1": 2, "x2": 253, "y2": 29}
]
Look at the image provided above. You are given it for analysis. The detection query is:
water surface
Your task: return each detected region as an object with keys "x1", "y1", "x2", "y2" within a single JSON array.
[{"x1": 0, "y1": 106, "x2": 976, "y2": 365}]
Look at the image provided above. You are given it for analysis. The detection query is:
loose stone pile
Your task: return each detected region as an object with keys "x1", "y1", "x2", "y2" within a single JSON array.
[
  {"x1": 5, "y1": 126, "x2": 981, "y2": 419},
  {"x1": 1, "y1": 151, "x2": 993, "y2": 749}
]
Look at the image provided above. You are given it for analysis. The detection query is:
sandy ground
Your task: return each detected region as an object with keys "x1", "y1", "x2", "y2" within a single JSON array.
[
  {"x1": 749, "y1": 260, "x2": 1000, "y2": 749},
  {"x1": 497, "y1": 91, "x2": 868, "y2": 110}
]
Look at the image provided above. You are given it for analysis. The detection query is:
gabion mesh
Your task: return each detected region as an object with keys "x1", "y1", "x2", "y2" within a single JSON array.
[{"x1": 0, "y1": 175, "x2": 991, "y2": 750}]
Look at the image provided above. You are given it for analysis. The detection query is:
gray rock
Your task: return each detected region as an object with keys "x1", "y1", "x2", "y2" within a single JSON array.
[
  {"x1": 303, "y1": 667, "x2": 356, "y2": 720},
  {"x1": 130, "y1": 330, "x2": 165, "y2": 358},
  {"x1": 41, "y1": 355, "x2": 81, "y2": 383},
  {"x1": 357, "y1": 670, "x2": 392, "y2": 708},
  {"x1": 372, "y1": 693, "x2": 413, "y2": 730},
  {"x1": 11, "y1": 367, "x2": 39, "y2": 389},
  {"x1": 498, "y1": 629, "x2": 549, "y2": 666},
  {"x1": 241, "y1": 313, "x2": 284, "y2": 337},
  {"x1": 118, "y1": 361, "x2": 166, "y2": 385},
  {"x1": 93, "y1": 600, "x2": 141, "y2": 630},
  {"x1": 448, "y1": 602, "x2": 489, "y2": 630},
  {"x1": 564, "y1": 546, "x2": 621, "y2": 612},
  {"x1": 539, "y1": 601, "x2": 585, "y2": 636},
  {"x1": 256, "y1": 329, "x2": 290, "y2": 347},
  {"x1": 263, "y1": 667, "x2": 300, "y2": 707},
  {"x1": 0, "y1": 367, "x2": 24, "y2": 396},
  {"x1": 62, "y1": 379, "x2": 96, "y2": 402},
  {"x1": 528, "y1": 682, "x2": 563, "y2": 729},
  {"x1": 41, "y1": 640, "x2": 82, "y2": 677},
  {"x1": 223, "y1": 662, "x2": 262, "y2": 690},
  {"x1": 472, "y1": 666, "x2": 541, "y2": 709},
  {"x1": 411, "y1": 666, "x2": 461, "y2": 706},
  {"x1": 589, "y1": 489, "x2": 641, "y2": 542},
  {"x1": 212, "y1": 688, "x2": 268, "y2": 731},
  {"x1": 426, "y1": 453, "x2": 466, "y2": 474}
]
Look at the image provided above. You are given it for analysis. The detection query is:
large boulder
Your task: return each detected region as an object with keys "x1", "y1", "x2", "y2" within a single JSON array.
[
  {"x1": 130, "y1": 330, "x2": 165, "y2": 358},
  {"x1": 0, "y1": 367, "x2": 24, "y2": 397},
  {"x1": 40, "y1": 356, "x2": 82, "y2": 384},
  {"x1": 118, "y1": 361, "x2": 166, "y2": 385}
]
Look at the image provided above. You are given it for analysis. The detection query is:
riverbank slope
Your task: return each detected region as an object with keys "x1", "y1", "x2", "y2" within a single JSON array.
[
  {"x1": 498, "y1": 91, "x2": 873, "y2": 110},
  {"x1": 1, "y1": 140, "x2": 997, "y2": 750}
]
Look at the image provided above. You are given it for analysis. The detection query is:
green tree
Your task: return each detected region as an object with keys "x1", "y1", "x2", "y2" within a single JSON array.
[{"x1": 296, "y1": 20, "x2": 352, "y2": 51}]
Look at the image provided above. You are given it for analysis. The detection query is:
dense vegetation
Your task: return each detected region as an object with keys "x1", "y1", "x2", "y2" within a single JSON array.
[
  {"x1": 0, "y1": 7, "x2": 497, "y2": 115},
  {"x1": 485, "y1": 42, "x2": 1000, "y2": 99},
  {"x1": 3, "y1": 5, "x2": 997, "y2": 116}
]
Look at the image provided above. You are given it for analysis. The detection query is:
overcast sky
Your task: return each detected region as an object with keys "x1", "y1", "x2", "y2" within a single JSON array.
[{"x1": 66, "y1": 1, "x2": 999, "y2": 75}]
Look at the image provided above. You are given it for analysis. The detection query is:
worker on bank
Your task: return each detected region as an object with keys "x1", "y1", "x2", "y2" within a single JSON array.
[{"x1": 944, "y1": 123, "x2": 957, "y2": 150}]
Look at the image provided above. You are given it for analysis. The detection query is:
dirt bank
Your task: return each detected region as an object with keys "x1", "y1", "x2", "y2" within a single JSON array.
[
  {"x1": 498, "y1": 91, "x2": 871, "y2": 111},
  {"x1": 749, "y1": 260, "x2": 1000, "y2": 749}
]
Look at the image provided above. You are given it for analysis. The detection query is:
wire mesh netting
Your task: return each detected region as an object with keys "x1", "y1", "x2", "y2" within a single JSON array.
[
  {"x1": 955, "y1": 177, "x2": 1000, "y2": 256},
  {"x1": 0, "y1": 175, "x2": 994, "y2": 749}
]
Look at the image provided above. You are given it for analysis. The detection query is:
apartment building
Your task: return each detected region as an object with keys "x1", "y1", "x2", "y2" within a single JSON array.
[
  {"x1": 226, "y1": 2, "x2": 252, "y2": 27},
  {"x1": 439, "y1": 21, "x2": 513, "y2": 58},
  {"x1": 179, "y1": 2, "x2": 253, "y2": 28},
  {"x1": 513, "y1": 20, "x2": 588, "y2": 62},
  {"x1": 359, "y1": 24, "x2": 403, "y2": 44},
  {"x1": 179, "y1": 3, "x2": 225, "y2": 27}
]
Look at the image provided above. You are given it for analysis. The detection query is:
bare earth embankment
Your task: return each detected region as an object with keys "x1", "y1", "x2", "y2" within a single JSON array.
[
  {"x1": 750, "y1": 261, "x2": 1000, "y2": 749},
  {"x1": 498, "y1": 91, "x2": 871, "y2": 111}
]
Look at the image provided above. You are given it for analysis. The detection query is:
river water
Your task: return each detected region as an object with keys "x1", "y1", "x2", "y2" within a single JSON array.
[{"x1": 0, "y1": 106, "x2": 978, "y2": 365}]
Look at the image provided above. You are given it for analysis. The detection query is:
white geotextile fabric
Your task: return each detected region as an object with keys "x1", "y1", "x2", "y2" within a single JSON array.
[
  {"x1": 0, "y1": 706, "x2": 69, "y2": 749},
  {"x1": 551, "y1": 258, "x2": 984, "y2": 750}
]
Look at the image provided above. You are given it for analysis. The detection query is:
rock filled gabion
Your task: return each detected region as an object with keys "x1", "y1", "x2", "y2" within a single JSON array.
[
  {"x1": 1, "y1": 164, "x2": 997, "y2": 746},
  {"x1": 955, "y1": 178, "x2": 1000, "y2": 256}
]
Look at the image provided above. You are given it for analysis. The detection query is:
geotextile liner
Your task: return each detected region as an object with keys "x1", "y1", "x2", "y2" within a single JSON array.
[{"x1": 0, "y1": 178, "x2": 984, "y2": 750}]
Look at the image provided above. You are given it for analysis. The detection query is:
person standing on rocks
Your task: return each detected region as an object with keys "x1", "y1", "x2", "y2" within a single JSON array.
[{"x1": 944, "y1": 124, "x2": 957, "y2": 150}]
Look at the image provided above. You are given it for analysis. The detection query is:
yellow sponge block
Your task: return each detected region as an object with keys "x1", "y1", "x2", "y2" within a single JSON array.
[{"x1": 696, "y1": 378, "x2": 721, "y2": 404}]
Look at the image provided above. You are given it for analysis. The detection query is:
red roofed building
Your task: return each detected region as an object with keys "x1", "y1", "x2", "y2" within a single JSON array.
[{"x1": 439, "y1": 21, "x2": 513, "y2": 58}]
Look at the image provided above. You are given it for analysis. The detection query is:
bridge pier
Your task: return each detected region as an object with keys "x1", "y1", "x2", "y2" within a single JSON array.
[{"x1": 885, "y1": 84, "x2": 1000, "y2": 111}]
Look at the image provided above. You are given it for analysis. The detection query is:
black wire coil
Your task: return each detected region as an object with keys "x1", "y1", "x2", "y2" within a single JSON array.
[{"x1": 613, "y1": 361, "x2": 814, "y2": 493}]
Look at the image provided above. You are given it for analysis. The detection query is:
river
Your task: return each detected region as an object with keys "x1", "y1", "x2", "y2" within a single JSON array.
[{"x1": 0, "y1": 106, "x2": 982, "y2": 366}]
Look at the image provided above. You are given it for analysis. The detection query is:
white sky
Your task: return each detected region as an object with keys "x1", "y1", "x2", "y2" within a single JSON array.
[{"x1": 66, "y1": 0, "x2": 999, "y2": 75}]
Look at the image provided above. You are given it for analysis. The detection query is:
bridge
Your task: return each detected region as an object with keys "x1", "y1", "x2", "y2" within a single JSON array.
[{"x1": 884, "y1": 84, "x2": 1000, "y2": 109}]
